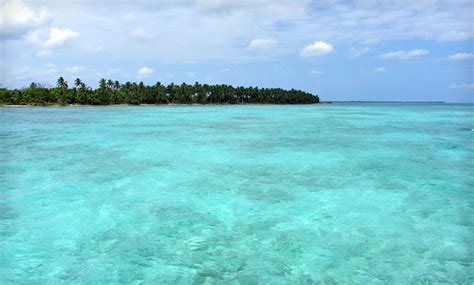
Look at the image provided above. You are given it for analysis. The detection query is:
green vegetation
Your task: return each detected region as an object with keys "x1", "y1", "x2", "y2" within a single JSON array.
[{"x1": 0, "y1": 77, "x2": 319, "y2": 105}]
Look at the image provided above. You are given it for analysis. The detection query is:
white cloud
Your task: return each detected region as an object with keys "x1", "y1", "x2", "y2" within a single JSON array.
[
  {"x1": 450, "y1": 83, "x2": 474, "y2": 89},
  {"x1": 439, "y1": 30, "x2": 472, "y2": 41},
  {"x1": 374, "y1": 67, "x2": 385, "y2": 73},
  {"x1": 300, "y1": 41, "x2": 333, "y2": 57},
  {"x1": 248, "y1": 38, "x2": 278, "y2": 50},
  {"x1": 350, "y1": 46, "x2": 370, "y2": 58},
  {"x1": 44, "y1": 27, "x2": 79, "y2": 48},
  {"x1": 448, "y1": 53, "x2": 474, "y2": 61},
  {"x1": 310, "y1": 70, "x2": 324, "y2": 75},
  {"x1": 380, "y1": 49, "x2": 429, "y2": 59},
  {"x1": 0, "y1": 0, "x2": 51, "y2": 39},
  {"x1": 137, "y1": 67, "x2": 153, "y2": 78},
  {"x1": 130, "y1": 28, "x2": 154, "y2": 40}
]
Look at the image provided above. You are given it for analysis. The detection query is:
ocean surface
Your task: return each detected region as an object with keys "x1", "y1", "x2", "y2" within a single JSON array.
[{"x1": 1, "y1": 103, "x2": 473, "y2": 284}]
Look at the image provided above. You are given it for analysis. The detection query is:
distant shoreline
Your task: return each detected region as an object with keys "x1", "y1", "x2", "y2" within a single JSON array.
[
  {"x1": 0, "y1": 102, "x2": 329, "y2": 107},
  {"x1": 0, "y1": 78, "x2": 320, "y2": 105},
  {"x1": 4, "y1": 102, "x2": 469, "y2": 107}
]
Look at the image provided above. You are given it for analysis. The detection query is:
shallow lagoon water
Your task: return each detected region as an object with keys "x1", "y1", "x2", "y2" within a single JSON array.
[{"x1": 1, "y1": 103, "x2": 473, "y2": 283}]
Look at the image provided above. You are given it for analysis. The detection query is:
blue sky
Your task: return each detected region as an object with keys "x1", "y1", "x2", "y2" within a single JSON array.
[{"x1": 1, "y1": 0, "x2": 473, "y2": 102}]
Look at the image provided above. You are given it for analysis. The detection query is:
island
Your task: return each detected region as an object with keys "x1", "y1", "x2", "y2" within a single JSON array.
[{"x1": 0, "y1": 77, "x2": 320, "y2": 106}]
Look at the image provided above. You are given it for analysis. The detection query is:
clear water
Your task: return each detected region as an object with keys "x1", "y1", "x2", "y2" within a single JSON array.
[{"x1": 1, "y1": 103, "x2": 473, "y2": 284}]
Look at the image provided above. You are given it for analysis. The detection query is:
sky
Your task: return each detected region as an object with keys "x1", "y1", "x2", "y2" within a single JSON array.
[{"x1": 0, "y1": 0, "x2": 473, "y2": 102}]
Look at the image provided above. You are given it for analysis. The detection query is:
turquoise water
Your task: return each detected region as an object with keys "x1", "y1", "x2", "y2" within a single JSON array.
[{"x1": 1, "y1": 103, "x2": 473, "y2": 284}]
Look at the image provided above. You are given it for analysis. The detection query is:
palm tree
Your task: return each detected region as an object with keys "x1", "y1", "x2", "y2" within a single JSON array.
[
  {"x1": 107, "y1": 79, "x2": 114, "y2": 89},
  {"x1": 99, "y1": 78, "x2": 106, "y2": 90},
  {"x1": 74, "y1": 78, "x2": 82, "y2": 88},
  {"x1": 57, "y1": 77, "x2": 68, "y2": 89}
]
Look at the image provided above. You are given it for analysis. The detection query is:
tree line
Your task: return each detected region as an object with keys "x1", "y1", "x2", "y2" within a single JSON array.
[{"x1": 0, "y1": 77, "x2": 320, "y2": 105}]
